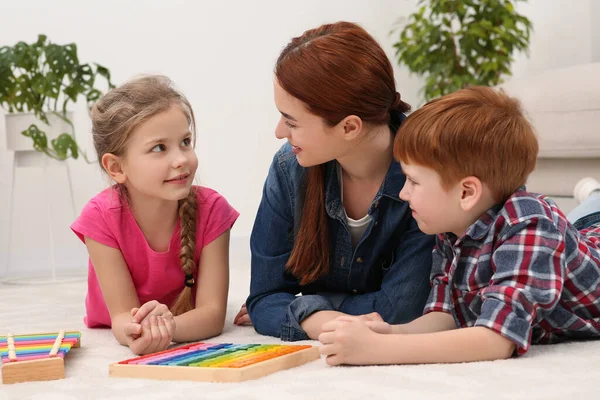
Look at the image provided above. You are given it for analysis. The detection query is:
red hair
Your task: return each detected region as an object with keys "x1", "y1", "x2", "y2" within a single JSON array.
[
  {"x1": 275, "y1": 21, "x2": 410, "y2": 285},
  {"x1": 394, "y1": 86, "x2": 539, "y2": 201}
]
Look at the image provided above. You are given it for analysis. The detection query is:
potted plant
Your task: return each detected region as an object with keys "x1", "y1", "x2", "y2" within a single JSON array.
[
  {"x1": 391, "y1": 0, "x2": 533, "y2": 102},
  {"x1": 0, "y1": 35, "x2": 114, "y2": 283},
  {"x1": 0, "y1": 34, "x2": 114, "y2": 161}
]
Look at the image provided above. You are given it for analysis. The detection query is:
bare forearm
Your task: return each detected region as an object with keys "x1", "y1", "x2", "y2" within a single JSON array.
[
  {"x1": 111, "y1": 312, "x2": 133, "y2": 346},
  {"x1": 301, "y1": 311, "x2": 346, "y2": 339},
  {"x1": 172, "y1": 306, "x2": 226, "y2": 342},
  {"x1": 392, "y1": 312, "x2": 457, "y2": 334},
  {"x1": 370, "y1": 327, "x2": 516, "y2": 364}
]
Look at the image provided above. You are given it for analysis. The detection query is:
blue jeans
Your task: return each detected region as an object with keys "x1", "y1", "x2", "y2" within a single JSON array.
[{"x1": 568, "y1": 191, "x2": 600, "y2": 229}]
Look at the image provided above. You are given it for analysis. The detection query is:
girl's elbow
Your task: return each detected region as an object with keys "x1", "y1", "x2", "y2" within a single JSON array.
[
  {"x1": 210, "y1": 308, "x2": 227, "y2": 335},
  {"x1": 213, "y1": 317, "x2": 226, "y2": 336}
]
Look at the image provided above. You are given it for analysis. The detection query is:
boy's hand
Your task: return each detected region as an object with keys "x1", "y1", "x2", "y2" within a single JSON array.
[
  {"x1": 365, "y1": 320, "x2": 394, "y2": 334},
  {"x1": 124, "y1": 315, "x2": 174, "y2": 355},
  {"x1": 318, "y1": 316, "x2": 381, "y2": 366},
  {"x1": 357, "y1": 312, "x2": 384, "y2": 323},
  {"x1": 338, "y1": 313, "x2": 392, "y2": 334}
]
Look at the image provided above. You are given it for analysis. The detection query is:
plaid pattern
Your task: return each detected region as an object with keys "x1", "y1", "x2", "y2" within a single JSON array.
[{"x1": 423, "y1": 189, "x2": 600, "y2": 355}]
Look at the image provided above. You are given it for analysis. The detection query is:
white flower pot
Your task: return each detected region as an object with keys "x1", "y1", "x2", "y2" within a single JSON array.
[{"x1": 5, "y1": 111, "x2": 74, "y2": 154}]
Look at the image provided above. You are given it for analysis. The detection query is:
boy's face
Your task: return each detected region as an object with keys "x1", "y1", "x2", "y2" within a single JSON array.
[{"x1": 399, "y1": 162, "x2": 465, "y2": 235}]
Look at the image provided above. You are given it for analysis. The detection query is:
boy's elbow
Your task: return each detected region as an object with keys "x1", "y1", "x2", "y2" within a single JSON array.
[
  {"x1": 499, "y1": 341, "x2": 516, "y2": 360},
  {"x1": 476, "y1": 327, "x2": 516, "y2": 361},
  {"x1": 492, "y1": 335, "x2": 516, "y2": 360}
]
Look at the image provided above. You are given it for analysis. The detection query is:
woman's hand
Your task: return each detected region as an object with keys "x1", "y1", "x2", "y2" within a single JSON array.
[{"x1": 233, "y1": 303, "x2": 252, "y2": 326}]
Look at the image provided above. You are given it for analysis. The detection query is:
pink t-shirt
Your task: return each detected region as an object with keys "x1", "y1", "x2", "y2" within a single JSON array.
[{"x1": 71, "y1": 186, "x2": 239, "y2": 328}]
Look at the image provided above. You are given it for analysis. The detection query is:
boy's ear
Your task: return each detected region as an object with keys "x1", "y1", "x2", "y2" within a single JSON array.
[
  {"x1": 459, "y1": 176, "x2": 483, "y2": 212},
  {"x1": 338, "y1": 115, "x2": 363, "y2": 141},
  {"x1": 102, "y1": 153, "x2": 127, "y2": 184}
]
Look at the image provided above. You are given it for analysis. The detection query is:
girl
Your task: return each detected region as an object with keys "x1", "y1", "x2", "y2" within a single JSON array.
[
  {"x1": 71, "y1": 75, "x2": 239, "y2": 355},
  {"x1": 234, "y1": 22, "x2": 435, "y2": 341}
]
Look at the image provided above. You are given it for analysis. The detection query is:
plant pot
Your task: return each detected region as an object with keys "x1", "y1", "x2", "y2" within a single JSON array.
[{"x1": 5, "y1": 111, "x2": 74, "y2": 154}]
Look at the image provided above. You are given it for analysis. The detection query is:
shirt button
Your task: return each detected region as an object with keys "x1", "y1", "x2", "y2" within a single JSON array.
[
  {"x1": 356, "y1": 257, "x2": 364, "y2": 263},
  {"x1": 374, "y1": 221, "x2": 378, "y2": 226},
  {"x1": 352, "y1": 289, "x2": 358, "y2": 294},
  {"x1": 374, "y1": 201, "x2": 379, "y2": 208},
  {"x1": 340, "y1": 256, "x2": 345, "y2": 266}
]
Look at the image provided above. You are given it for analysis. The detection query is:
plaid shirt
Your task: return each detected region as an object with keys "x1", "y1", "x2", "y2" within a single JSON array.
[{"x1": 423, "y1": 189, "x2": 600, "y2": 355}]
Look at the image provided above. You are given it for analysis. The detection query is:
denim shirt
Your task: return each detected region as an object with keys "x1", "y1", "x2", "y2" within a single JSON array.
[{"x1": 247, "y1": 143, "x2": 435, "y2": 341}]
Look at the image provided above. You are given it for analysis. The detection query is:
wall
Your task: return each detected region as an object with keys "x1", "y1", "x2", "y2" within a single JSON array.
[{"x1": 592, "y1": 0, "x2": 600, "y2": 62}]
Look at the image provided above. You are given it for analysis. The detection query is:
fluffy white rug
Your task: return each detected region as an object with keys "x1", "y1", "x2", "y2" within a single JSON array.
[{"x1": 1, "y1": 259, "x2": 599, "y2": 400}]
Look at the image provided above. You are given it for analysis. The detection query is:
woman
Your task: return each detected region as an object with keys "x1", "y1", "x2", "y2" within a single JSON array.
[{"x1": 235, "y1": 21, "x2": 435, "y2": 341}]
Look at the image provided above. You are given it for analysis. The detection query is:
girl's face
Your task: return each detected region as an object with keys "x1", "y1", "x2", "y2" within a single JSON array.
[
  {"x1": 273, "y1": 80, "x2": 352, "y2": 167},
  {"x1": 113, "y1": 104, "x2": 198, "y2": 202}
]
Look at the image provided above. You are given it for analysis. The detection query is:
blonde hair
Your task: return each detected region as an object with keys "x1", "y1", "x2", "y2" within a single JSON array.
[
  {"x1": 90, "y1": 75, "x2": 198, "y2": 316},
  {"x1": 394, "y1": 86, "x2": 539, "y2": 202}
]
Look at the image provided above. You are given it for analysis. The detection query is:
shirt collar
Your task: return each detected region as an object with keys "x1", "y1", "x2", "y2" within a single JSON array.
[{"x1": 442, "y1": 187, "x2": 526, "y2": 243}]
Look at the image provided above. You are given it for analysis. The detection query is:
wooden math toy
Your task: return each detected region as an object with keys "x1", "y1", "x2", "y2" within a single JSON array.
[
  {"x1": 1, "y1": 330, "x2": 81, "y2": 384},
  {"x1": 110, "y1": 342, "x2": 320, "y2": 382}
]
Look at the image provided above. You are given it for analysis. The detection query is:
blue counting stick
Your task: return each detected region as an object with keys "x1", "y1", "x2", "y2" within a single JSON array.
[
  {"x1": 147, "y1": 343, "x2": 230, "y2": 365},
  {"x1": 165, "y1": 349, "x2": 229, "y2": 366}
]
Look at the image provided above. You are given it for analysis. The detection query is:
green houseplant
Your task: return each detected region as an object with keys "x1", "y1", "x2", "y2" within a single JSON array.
[
  {"x1": 392, "y1": 0, "x2": 533, "y2": 102},
  {"x1": 0, "y1": 34, "x2": 114, "y2": 161}
]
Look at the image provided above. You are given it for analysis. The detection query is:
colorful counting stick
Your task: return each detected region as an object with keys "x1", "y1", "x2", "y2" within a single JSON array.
[
  {"x1": 1, "y1": 331, "x2": 81, "y2": 384},
  {"x1": 109, "y1": 342, "x2": 320, "y2": 382}
]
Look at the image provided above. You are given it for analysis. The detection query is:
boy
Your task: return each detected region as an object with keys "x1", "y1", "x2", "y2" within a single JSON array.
[{"x1": 318, "y1": 86, "x2": 600, "y2": 365}]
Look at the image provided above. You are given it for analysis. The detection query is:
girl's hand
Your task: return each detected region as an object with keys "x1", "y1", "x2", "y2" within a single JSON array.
[
  {"x1": 131, "y1": 300, "x2": 173, "y2": 324},
  {"x1": 318, "y1": 316, "x2": 381, "y2": 366},
  {"x1": 233, "y1": 303, "x2": 252, "y2": 326},
  {"x1": 123, "y1": 320, "x2": 143, "y2": 342},
  {"x1": 124, "y1": 315, "x2": 175, "y2": 355}
]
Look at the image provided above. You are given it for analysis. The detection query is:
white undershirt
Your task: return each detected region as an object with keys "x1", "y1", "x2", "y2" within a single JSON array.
[{"x1": 337, "y1": 163, "x2": 372, "y2": 248}]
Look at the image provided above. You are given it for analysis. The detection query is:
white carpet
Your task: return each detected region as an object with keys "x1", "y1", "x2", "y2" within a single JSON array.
[{"x1": 1, "y1": 259, "x2": 599, "y2": 400}]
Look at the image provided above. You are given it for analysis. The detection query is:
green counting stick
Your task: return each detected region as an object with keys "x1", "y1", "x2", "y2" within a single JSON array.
[
  {"x1": 167, "y1": 344, "x2": 250, "y2": 366},
  {"x1": 193, "y1": 345, "x2": 279, "y2": 368}
]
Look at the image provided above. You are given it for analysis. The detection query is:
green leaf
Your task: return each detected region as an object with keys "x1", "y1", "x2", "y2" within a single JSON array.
[
  {"x1": 51, "y1": 133, "x2": 79, "y2": 160},
  {"x1": 390, "y1": 0, "x2": 532, "y2": 103},
  {"x1": 21, "y1": 124, "x2": 48, "y2": 152},
  {"x1": 1, "y1": 34, "x2": 113, "y2": 161}
]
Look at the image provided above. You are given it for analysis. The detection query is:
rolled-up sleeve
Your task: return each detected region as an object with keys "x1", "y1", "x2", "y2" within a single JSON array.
[{"x1": 475, "y1": 218, "x2": 565, "y2": 355}]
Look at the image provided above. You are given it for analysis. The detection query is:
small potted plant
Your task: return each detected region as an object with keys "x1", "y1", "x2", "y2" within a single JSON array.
[
  {"x1": 0, "y1": 35, "x2": 114, "y2": 284},
  {"x1": 391, "y1": 0, "x2": 532, "y2": 102},
  {"x1": 0, "y1": 34, "x2": 114, "y2": 161}
]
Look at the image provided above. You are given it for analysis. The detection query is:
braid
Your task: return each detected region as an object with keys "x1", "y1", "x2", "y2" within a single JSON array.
[{"x1": 170, "y1": 188, "x2": 198, "y2": 316}]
